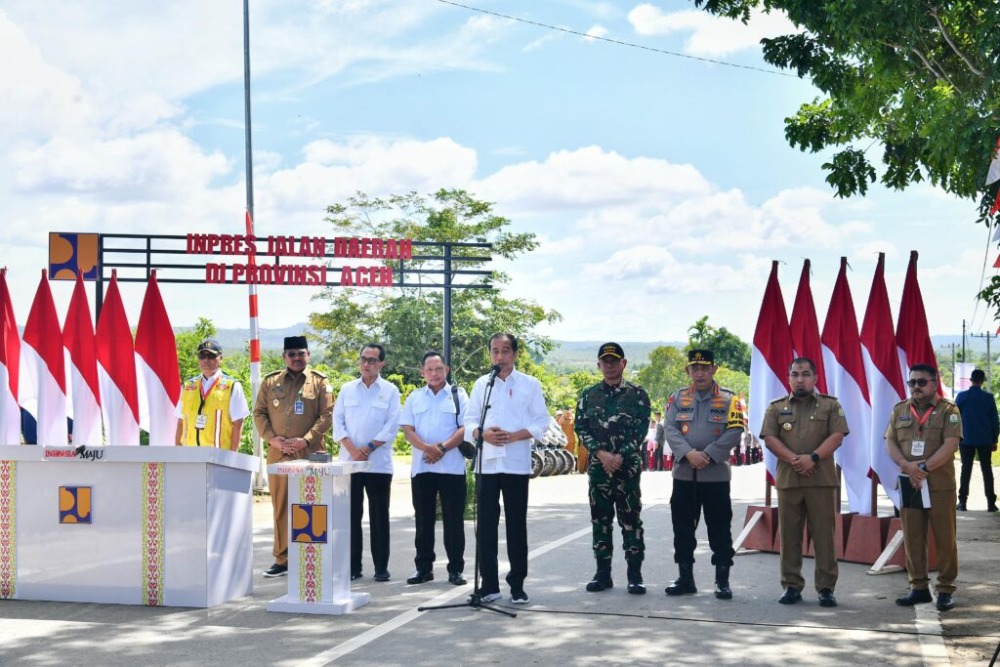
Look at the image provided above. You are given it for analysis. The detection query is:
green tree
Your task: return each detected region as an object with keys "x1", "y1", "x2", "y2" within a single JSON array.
[
  {"x1": 694, "y1": 1, "x2": 1000, "y2": 317},
  {"x1": 686, "y1": 315, "x2": 752, "y2": 374},
  {"x1": 637, "y1": 345, "x2": 690, "y2": 408},
  {"x1": 692, "y1": 1, "x2": 998, "y2": 204},
  {"x1": 175, "y1": 318, "x2": 217, "y2": 381},
  {"x1": 311, "y1": 190, "x2": 561, "y2": 388}
]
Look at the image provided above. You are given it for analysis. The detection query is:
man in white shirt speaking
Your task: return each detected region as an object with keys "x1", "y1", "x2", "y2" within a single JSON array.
[
  {"x1": 334, "y1": 343, "x2": 401, "y2": 583},
  {"x1": 464, "y1": 333, "x2": 551, "y2": 605},
  {"x1": 400, "y1": 350, "x2": 469, "y2": 586}
]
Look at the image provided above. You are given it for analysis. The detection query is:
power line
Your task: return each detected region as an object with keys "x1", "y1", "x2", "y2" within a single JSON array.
[{"x1": 435, "y1": 0, "x2": 795, "y2": 78}]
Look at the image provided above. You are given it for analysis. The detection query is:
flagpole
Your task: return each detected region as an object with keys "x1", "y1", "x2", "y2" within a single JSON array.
[{"x1": 244, "y1": 0, "x2": 265, "y2": 490}]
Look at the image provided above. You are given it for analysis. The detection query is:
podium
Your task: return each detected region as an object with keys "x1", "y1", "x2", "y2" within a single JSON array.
[
  {"x1": 0, "y1": 445, "x2": 257, "y2": 607},
  {"x1": 265, "y1": 459, "x2": 370, "y2": 615}
]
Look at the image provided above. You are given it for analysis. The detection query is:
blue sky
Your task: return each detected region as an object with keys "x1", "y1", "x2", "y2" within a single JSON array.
[{"x1": 0, "y1": 0, "x2": 994, "y2": 345}]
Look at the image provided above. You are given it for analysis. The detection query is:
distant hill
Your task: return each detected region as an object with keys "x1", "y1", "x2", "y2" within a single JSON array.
[
  {"x1": 170, "y1": 325, "x2": 989, "y2": 363},
  {"x1": 542, "y1": 340, "x2": 684, "y2": 370}
]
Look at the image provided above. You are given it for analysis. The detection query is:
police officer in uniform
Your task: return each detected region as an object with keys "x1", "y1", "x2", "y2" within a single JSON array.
[
  {"x1": 885, "y1": 363, "x2": 961, "y2": 611},
  {"x1": 761, "y1": 357, "x2": 848, "y2": 607},
  {"x1": 253, "y1": 336, "x2": 334, "y2": 578},
  {"x1": 175, "y1": 338, "x2": 250, "y2": 450},
  {"x1": 663, "y1": 349, "x2": 744, "y2": 599},
  {"x1": 575, "y1": 343, "x2": 651, "y2": 595}
]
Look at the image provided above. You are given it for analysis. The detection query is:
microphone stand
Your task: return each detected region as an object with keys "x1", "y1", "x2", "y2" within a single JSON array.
[{"x1": 418, "y1": 367, "x2": 515, "y2": 618}]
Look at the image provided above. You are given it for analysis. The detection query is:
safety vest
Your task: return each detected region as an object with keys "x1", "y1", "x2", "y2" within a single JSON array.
[{"x1": 179, "y1": 374, "x2": 237, "y2": 447}]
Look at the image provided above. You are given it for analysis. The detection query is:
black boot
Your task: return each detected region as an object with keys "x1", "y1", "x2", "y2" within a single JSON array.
[
  {"x1": 714, "y1": 565, "x2": 732, "y2": 600},
  {"x1": 626, "y1": 560, "x2": 646, "y2": 595},
  {"x1": 665, "y1": 563, "x2": 697, "y2": 596},
  {"x1": 586, "y1": 558, "x2": 613, "y2": 592}
]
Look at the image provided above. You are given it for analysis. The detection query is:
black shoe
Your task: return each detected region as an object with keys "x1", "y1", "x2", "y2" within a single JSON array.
[
  {"x1": 406, "y1": 570, "x2": 433, "y2": 585},
  {"x1": 351, "y1": 571, "x2": 362, "y2": 581},
  {"x1": 818, "y1": 588, "x2": 837, "y2": 607},
  {"x1": 714, "y1": 565, "x2": 732, "y2": 600},
  {"x1": 586, "y1": 571, "x2": 614, "y2": 592},
  {"x1": 989, "y1": 504, "x2": 999, "y2": 513},
  {"x1": 956, "y1": 501, "x2": 967, "y2": 511},
  {"x1": 263, "y1": 563, "x2": 288, "y2": 578},
  {"x1": 936, "y1": 592, "x2": 955, "y2": 611},
  {"x1": 665, "y1": 563, "x2": 696, "y2": 596},
  {"x1": 510, "y1": 588, "x2": 530, "y2": 604},
  {"x1": 778, "y1": 587, "x2": 802, "y2": 604},
  {"x1": 448, "y1": 572, "x2": 467, "y2": 586},
  {"x1": 373, "y1": 570, "x2": 391, "y2": 582},
  {"x1": 895, "y1": 588, "x2": 933, "y2": 606},
  {"x1": 626, "y1": 561, "x2": 645, "y2": 595}
]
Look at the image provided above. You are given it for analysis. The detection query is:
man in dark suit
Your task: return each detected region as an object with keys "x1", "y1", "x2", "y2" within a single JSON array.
[{"x1": 955, "y1": 369, "x2": 999, "y2": 512}]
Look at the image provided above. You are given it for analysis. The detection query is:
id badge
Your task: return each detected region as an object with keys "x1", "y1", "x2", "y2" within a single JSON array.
[
  {"x1": 195, "y1": 414, "x2": 207, "y2": 430},
  {"x1": 294, "y1": 400, "x2": 304, "y2": 415},
  {"x1": 911, "y1": 440, "x2": 926, "y2": 457}
]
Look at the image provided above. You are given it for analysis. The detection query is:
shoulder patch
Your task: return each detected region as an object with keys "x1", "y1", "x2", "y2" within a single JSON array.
[{"x1": 949, "y1": 413, "x2": 959, "y2": 423}]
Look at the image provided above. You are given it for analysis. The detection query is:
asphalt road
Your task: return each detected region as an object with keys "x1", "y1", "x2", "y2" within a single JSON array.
[{"x1": 0, "y1": 461, "x2": 997, "y2": 666}]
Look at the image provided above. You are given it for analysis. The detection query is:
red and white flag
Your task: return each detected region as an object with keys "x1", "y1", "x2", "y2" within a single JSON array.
[
  {"x1": 21, "y1": 271, "x2": 68, "y2": 446},
  {"x1": 896, "y1": 251, "x2": 941, "y2": 394},
  {"x1": 860, "y1": 253, "x2": 906, "y2": 508},
  {"x1": 0, "y1": 270, "x2": 21, "y2": 445},
  {"x1": 789, "y1": 259, "x2": 828, "y2": 393},
  {"x1": 821, "y1": 258, "x2": 872, "y2": 514},
  {"x1": 750, "y1": 261, "x2": 793, "y2": 484},
  {"x1": 96, "y1": 272, "x2": 140, "y2": 446},
  {"x1": 987, "y1": 138, "x2": 1000, "y2": 216},
  {"x1": 135, "y1": 272, "x2": 180, "y2": 447},
  {"x1": 63, "y1": 272, "x2": 102, "y2": 446}
]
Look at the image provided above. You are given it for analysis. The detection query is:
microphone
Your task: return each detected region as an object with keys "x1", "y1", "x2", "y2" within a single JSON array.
[{"x1": 487, "y1": 364, "x2": 502, "y2": 386}]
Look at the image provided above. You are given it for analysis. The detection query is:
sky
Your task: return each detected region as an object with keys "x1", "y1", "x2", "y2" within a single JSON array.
[{"x1": 1, "y1": 0, "x2": 996, "y2": 347}]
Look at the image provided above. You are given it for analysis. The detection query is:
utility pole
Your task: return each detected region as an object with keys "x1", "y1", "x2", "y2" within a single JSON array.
[
  {"x1": 962, "y1": 319, "x2": 966, "y2": 363},
  {"x1": 948, "y1": 342, "x2": 958, "y2": 397}
]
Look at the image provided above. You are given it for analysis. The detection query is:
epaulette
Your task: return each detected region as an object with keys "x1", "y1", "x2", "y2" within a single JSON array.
[
  {"x1": 309, "y1": 369, "x2": 328, "y2": 379},
  {"x1": 718, "y1": 386, "x2": 736, "y2": 396},
  {"x1": 817, "y1": 393, "x2": 837, "y2": 400},
  {"x1": 264, "y1": 369, "x2": 283, "y2": 379},
  {"x1": 768, "y1": 396, "x2": 787, "y2": 405}
]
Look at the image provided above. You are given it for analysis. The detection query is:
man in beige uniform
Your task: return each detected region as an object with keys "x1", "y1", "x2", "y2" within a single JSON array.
[
  {"x1": 253, "y1": 336, "x2": 334, "y2": 578},
  {"x1": 761, "y1": 357, "x2": 848, "y2": 608},
  {"x1": 885, "y1": 363, "x2": 961, "y2": 611}
]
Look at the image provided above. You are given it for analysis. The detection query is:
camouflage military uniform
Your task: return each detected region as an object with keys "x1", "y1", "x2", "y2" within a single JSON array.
[{"x1": 575, "y1": 380, "x2": 651, "y2": 562}]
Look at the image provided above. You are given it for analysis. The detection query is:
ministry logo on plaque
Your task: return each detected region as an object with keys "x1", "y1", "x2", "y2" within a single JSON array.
[
  {"x1": 291, "y1": 504, "x2": 327, "y2": 543},
  {"x1": 59, "y1": 486, "x2": 92, "y2": 524}
]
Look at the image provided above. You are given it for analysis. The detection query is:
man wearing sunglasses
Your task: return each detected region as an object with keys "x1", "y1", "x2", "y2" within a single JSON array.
[
  {"x1": 254, "y1": 336, "x2": 334, "y2": 578},
  {"x1": 334, "y1": 343, "x2": 401, "y2": 582},
  {"x1": 884, "y1": 364, "x2": 961, "y2": 611},
  {"x1": 175, "y1": 338, "x2": 250, "y2": 450}
]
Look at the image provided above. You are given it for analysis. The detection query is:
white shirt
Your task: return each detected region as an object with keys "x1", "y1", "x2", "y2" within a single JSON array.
[
  {"x1": 173, "y1": 370, "x2": 251, "y2": 421},
  {"x1": 333, "y1": 375, "x2": 401, "y2": 475},
  {"x1": 400, "y1": 383, "x2": 467, "y2": 476},
  {"x1": 464, "y1": 368, "x2": 550, "y2": 475}
]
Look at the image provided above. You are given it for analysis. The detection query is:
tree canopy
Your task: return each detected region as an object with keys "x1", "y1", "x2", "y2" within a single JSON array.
[
  {"x1": 310, "y1": 190, "x2": 561, "y2": 387},
  {"x1": 686, "y1": 316, "x2": 752, "y2": 374},
  {"x1": 693, "y1": 1, "x2": 998, "y2": 205}
]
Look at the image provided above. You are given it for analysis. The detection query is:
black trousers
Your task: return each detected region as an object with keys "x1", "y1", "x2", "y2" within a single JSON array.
[
  {"x1": 476, "y1": 473, "x2": 529, "y2": 593},
  {"x1": 959, "y1": 445, "x2": 996, "y2": 503},
  {"x1": 351, "y1": 472, "x2": 392, "y2": 573},
  {"x1": 670, "y1": 479, "x2": 734, "y2": 567},
  {"x1": 411, "y1": 472, "x2": 467, "y2": 574}
]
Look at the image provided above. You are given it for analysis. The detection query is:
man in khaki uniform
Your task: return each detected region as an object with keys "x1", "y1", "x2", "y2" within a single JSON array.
[
  {"x1": 761, "y1": 357, "x2": 848, "y2": 608},
  {"x1": 253, "y1": 335, "x2": 334, "y2": 578},
  {"x1": 885, "y1": 363, "x2": 961, "y2": 611}
]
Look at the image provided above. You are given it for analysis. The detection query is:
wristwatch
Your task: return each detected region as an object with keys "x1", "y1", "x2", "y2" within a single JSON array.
[
  {"x1": 437, "y1": 444, "x2": 447, "y2": 455},
  {"x1": 810, "y1": 452, "x2": 820, "y2": 463},
  {"x1": 917, "y1": 462, "x2": 928, "y2": 472}
]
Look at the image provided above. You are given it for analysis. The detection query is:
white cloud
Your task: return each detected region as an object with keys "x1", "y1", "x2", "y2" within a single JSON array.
[
  {"x1": 628, "y1": 3, "x2": 796, "y2": 58},
  {"x1": 584, "y1": 24, "x2": 609, "y2": 40}
]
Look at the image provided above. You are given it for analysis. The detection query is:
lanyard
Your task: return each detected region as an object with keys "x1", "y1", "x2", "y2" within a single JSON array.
[
  {"x1": 199, "y1": 376, "x2": 221, "y2": 413},
  {"x1": 909, "y1": 404, "x2": 933, "y2": 435}
]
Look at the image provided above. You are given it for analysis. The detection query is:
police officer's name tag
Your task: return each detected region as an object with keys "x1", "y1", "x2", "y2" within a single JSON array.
[
  {"x1": 294, "y1": 400, "x2": 304, "y2": 415},
  {"x1": 195, "y1": 415, "x2": 207, "y2": 430},
  {"x1": 911, "y1": 440, "x2": 926, "y2": 457}
]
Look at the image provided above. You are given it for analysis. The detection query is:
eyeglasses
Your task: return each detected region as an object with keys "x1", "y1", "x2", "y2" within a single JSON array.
[
  {"x1": 285, "y1": 351, "x2": 308, "y2": 359},
  {"x1": 906, "y1": 378, "x2": 932, "y2": 388},
  {"x1": 360, "y1": 356, "x2": 381, "y2": 365},
  {"x1": 197, "y1": 351, "x2": 219, "y2": 360}
]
